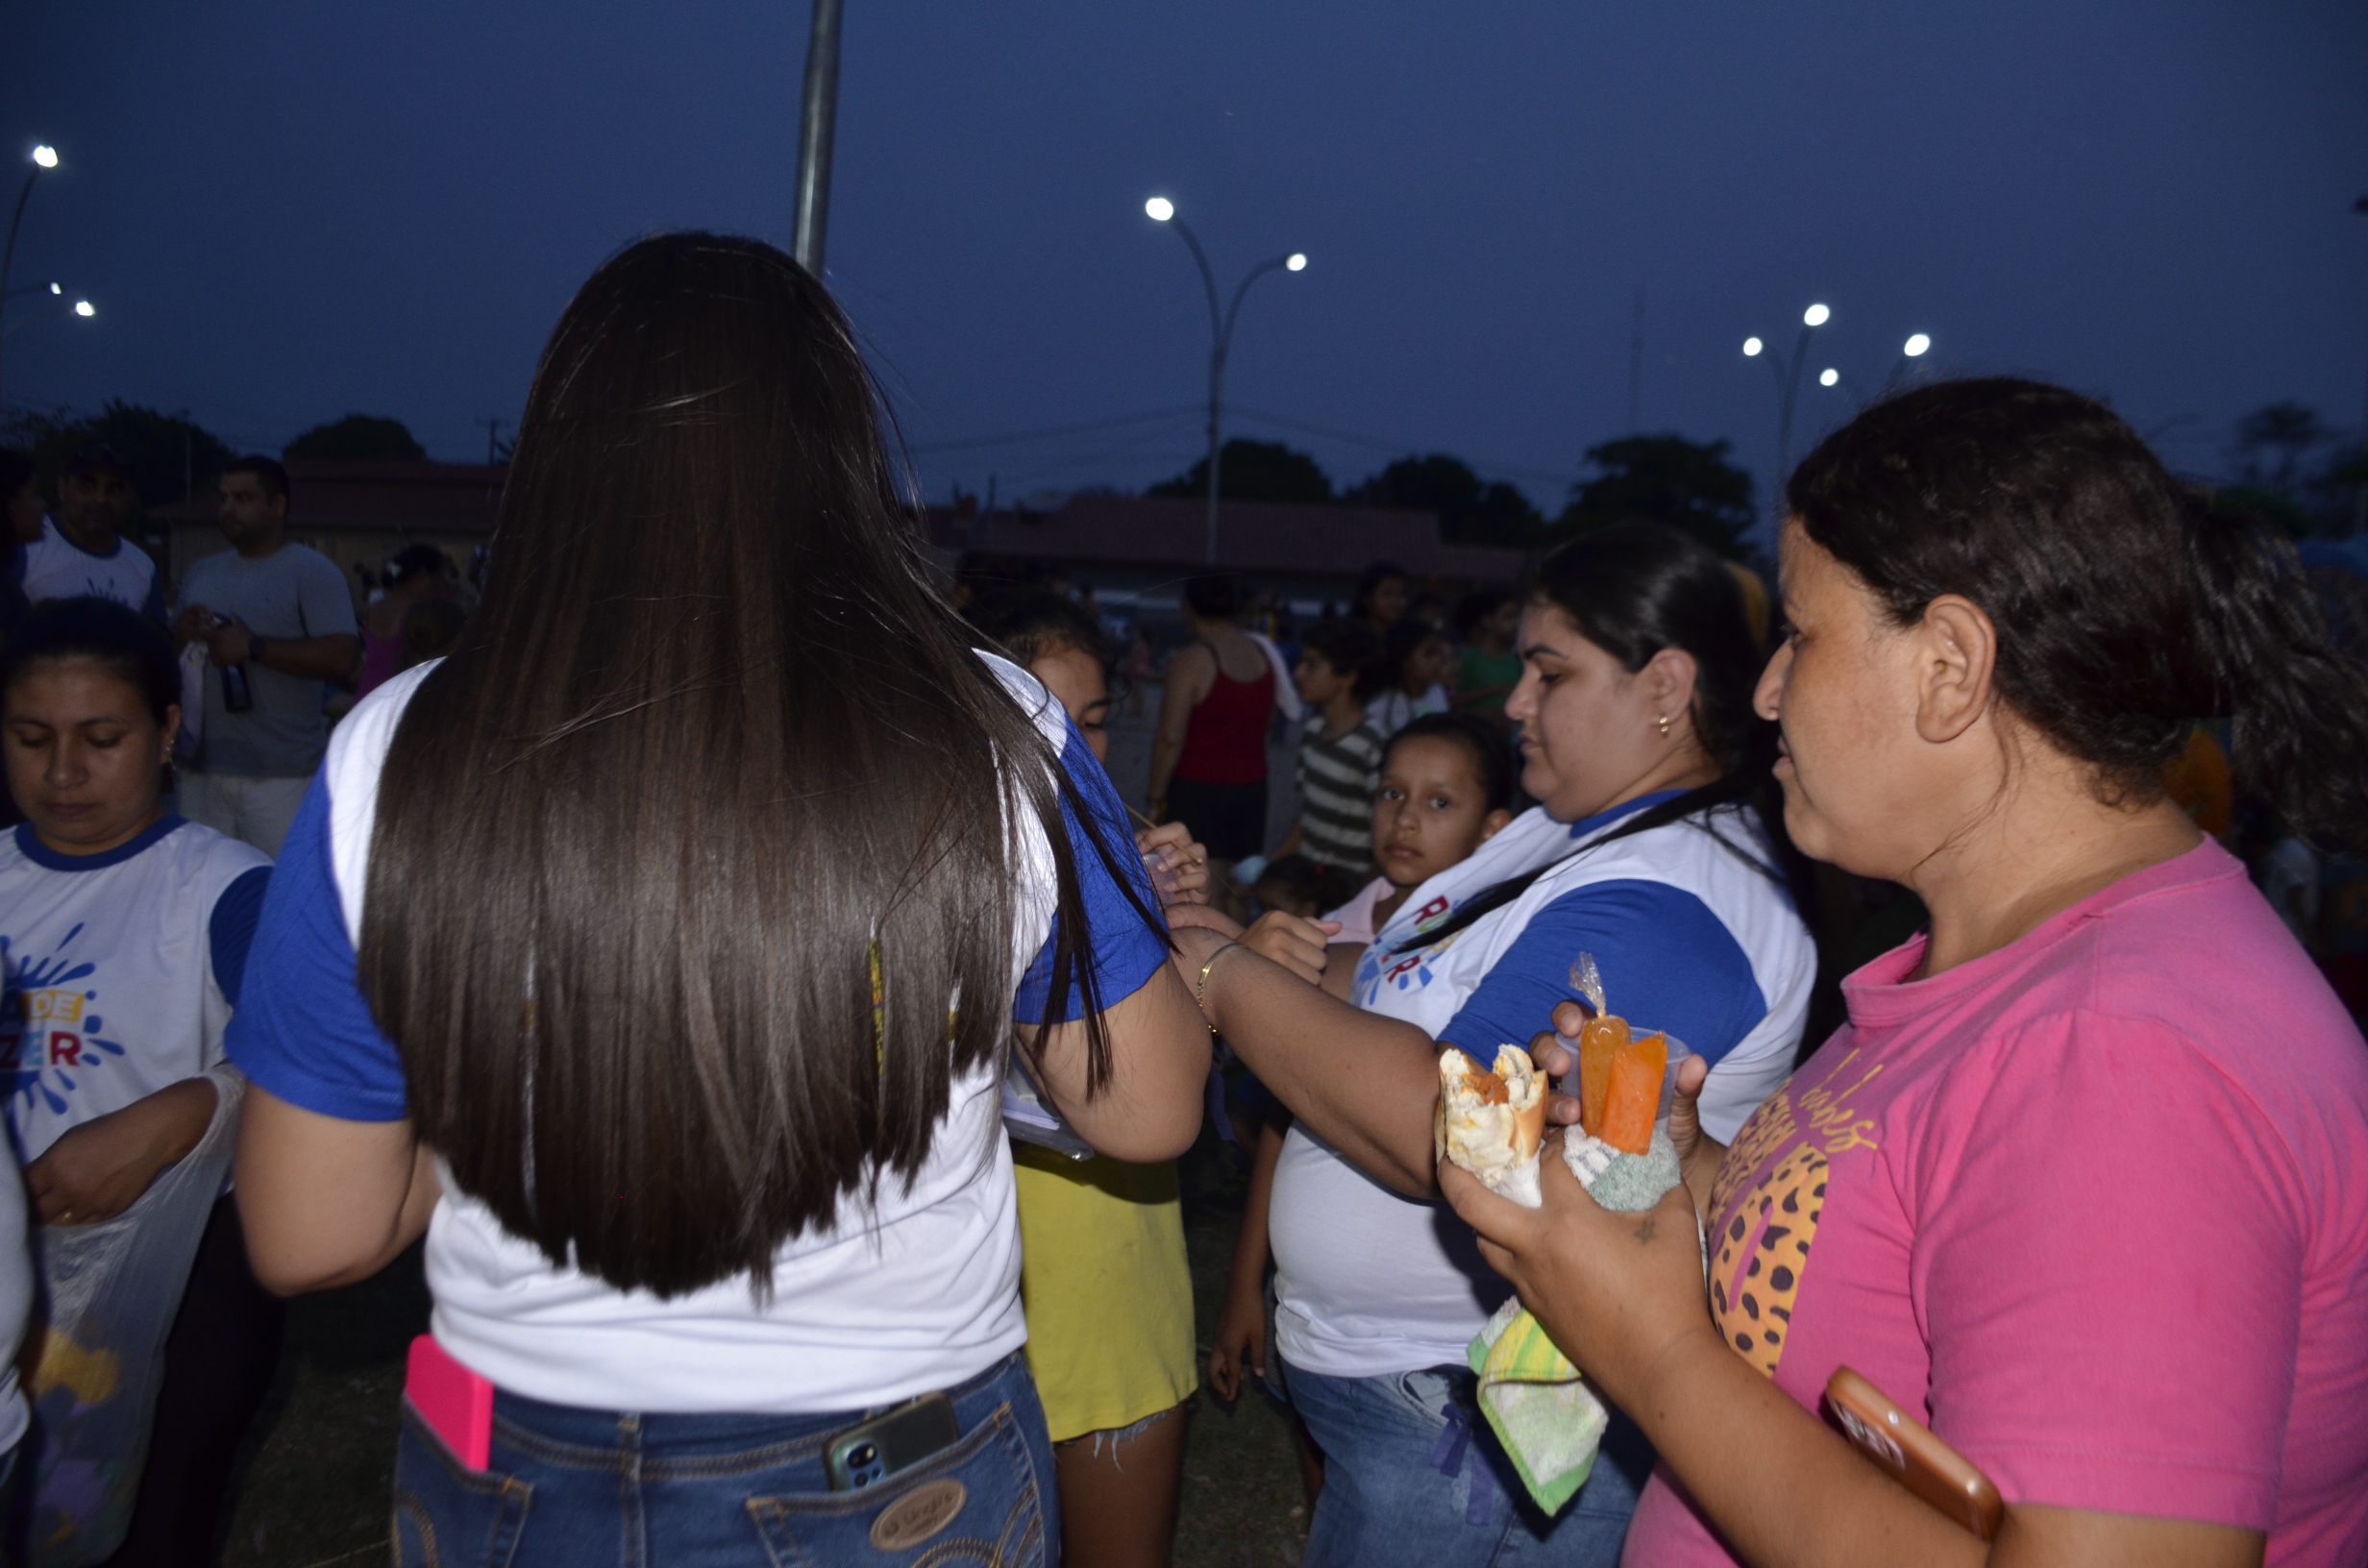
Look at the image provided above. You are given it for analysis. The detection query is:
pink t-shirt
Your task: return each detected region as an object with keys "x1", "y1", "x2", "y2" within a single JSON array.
[
  {"x1": 1320, "y1": 875, "x2": 1395, "y2": 948},
  {"x1": 1627, "y1": 840, "x2": 2368, "y2": 1567}
]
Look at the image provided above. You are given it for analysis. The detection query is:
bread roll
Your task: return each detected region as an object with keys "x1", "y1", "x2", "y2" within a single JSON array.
[{"x1": 1436, "y1": 1044, "x2": 1549, "y2": 1197}]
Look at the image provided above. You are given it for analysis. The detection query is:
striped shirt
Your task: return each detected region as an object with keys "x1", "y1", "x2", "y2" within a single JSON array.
[{"x1": 1295, "y1": 721, "x2": 1384, "y2": 873}]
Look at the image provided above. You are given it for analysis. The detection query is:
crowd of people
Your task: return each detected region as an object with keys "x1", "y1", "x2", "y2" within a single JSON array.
[{"x1": 0, "y1": 230, "x2": 2360, "y2": 1568}]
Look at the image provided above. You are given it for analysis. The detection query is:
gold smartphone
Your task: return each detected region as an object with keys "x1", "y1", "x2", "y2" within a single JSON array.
[{"x1": 1825, "y1": 1367, "x2": 2005, "y2": 1541}]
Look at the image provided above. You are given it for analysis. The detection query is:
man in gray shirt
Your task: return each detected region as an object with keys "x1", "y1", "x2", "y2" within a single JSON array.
[{"x1": 171, "y1": 455, "x2": 359, "y2": 855}]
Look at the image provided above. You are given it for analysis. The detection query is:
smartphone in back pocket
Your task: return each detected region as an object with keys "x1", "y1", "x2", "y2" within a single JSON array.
[
  {"x1": 825, "y1": 1393, "x2": 961, "y2": 1491},
  {"x1": 1825, "y1": 1366, "x2": 2004, "y2": 1541}
]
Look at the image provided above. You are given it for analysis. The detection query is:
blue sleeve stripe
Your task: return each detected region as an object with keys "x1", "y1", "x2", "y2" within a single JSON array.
[
  {"x1": 1012, "y1": 719, "x2": 1171, "y2": 1023},
  {"x1": 1436, "y1": 879, "x2": 1767, "y2": 1069},
  {"x1": 208, "y1": 866, "x2": 273, "y2": 1010},
  {"x1": 223, "y1": 772, "x2": 412, "y2": 1122}
]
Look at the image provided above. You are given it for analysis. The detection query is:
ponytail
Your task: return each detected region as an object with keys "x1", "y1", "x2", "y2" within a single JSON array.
[{"x1": 2186, "y1": 502, "x2": 2368, "y2": 847}]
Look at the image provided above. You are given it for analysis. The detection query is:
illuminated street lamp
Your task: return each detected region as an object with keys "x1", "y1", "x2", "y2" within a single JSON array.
[
  {"x1": 1740, "y1": 302, "x2": 1832, "y2": 487},
  {"x1": 1, "y1": 144, "x2": 64, "y2": 406},
  {"x1": 1144, "y1": 195, "x2": 1309, "y2": 565}
]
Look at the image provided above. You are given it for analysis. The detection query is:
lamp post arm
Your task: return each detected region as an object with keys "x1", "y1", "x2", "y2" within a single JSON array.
[
  {"x1": 1219, "y1": 256, "x2": 1293, "y2": 355},
  {"x1": 1165, "y1": 216, "x2": 1223, "y2": 350},
  {"x1": 0, "y1": 168, "x2": 44, "y2": 404}
]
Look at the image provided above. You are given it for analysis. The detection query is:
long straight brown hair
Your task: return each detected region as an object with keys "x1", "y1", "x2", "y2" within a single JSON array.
[{"x1": 358, "y1": 233, "x2": 1144, "y2": 1298}]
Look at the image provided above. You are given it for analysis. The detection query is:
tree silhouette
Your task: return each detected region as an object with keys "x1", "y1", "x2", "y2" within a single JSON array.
[
  {"x1": 1147, "y1": 438, "x2": 1332, "y2": 504},
  {"x1": 284, "y1": 413, "x2": 427, "y2": 462},
  {"x1": 4, "y1": 400, "x2": 235, "y2": 508},
  {"x1": 1344, "y1": 453, "x2": 1544, "y2": 548},
  {"x1": 1556, "y1": 433, "x2": 1757, "y2": 560}
]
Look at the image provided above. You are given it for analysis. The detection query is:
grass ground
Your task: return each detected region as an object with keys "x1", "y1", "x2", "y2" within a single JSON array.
[{"x1": 212, "y1": 1129, "x2": 1307, "y2": 1567}]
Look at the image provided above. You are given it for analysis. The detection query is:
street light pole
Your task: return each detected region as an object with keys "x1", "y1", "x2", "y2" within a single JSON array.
[
  {"x1": 1741, "y1": 303, "x2": 1830, "y2": 491},
  {"x1": 792, "y1": 0, "x2": 844, "y2": 275},
  {"x1": 1145, "y1": 197, "x2": 1305, "y2": 566},
  {"x1": 0, "y1": 145, "x2": 61, "y2": 412}
]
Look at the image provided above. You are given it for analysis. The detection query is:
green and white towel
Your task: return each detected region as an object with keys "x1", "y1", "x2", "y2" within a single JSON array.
[{"x1": 1465, "y1": 1127, "x2": 1683, "y2": 1514}]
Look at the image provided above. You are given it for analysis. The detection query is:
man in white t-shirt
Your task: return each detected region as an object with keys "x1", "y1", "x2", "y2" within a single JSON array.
[
  {"x1": 172, "y1": 457, "x2": 361, "y2": 855},
  {"x1": 20, "y1": 446, "x2": 165, "y2": 623}
]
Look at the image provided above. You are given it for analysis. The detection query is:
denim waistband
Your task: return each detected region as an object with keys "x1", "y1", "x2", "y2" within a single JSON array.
[{"x1": 483, "y1": 1351, "x2": 1026, "y2": 1477}]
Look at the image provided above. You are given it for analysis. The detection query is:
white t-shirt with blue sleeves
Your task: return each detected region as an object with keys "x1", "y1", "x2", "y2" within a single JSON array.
[
  {"x1": 228, "y1": 651, "x2": 1168, "y2": 1414},
  {"x1": 0, "y1": 818, "x2": 270, "y2": 1166},
  {"x1": 1270, "y1": 793, "x2": 1814, "y2": 1378}
]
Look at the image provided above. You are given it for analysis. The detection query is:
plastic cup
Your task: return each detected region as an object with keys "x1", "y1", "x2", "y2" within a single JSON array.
[{"x1": 1653, "y1": 1034, "x2": 1693, "y2": 1124}]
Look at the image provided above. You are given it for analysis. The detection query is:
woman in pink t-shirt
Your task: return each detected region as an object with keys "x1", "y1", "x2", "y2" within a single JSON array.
[{"x1": 1443, "y1": 380, "x2": 2368, "y2": 1568}]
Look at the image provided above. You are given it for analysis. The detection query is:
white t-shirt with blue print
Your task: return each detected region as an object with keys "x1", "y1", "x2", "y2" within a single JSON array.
[
  {"x1": 20, "y1": 518, "x2": 166, "y2": 624},
  {"x1": 0, "y1": 818, "x2": 271, "y2": 1165},
  {"x1": 1270, "y1": 793, "x2": 1815, "y2": 1379},
  {"x1": 227, "y1": 652, "x2": 1170, "y2": 1415}
]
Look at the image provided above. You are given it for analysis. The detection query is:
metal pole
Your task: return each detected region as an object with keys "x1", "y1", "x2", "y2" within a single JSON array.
[
  {"x1": 1204, "y1": 344, "x2": 1224, "y2": 567},
  {"x1": 792, "y1": 0, "x2": 845, "y2": 276},
  {"x1": 0, "y1": 167, "x2": 43, "y2": 414},
  {"x1": 1775, "y1": 323, "x2": 1815, "y2": 487}
]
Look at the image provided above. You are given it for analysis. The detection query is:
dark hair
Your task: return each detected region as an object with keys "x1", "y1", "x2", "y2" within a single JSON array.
[
  {"x1": 1789, "y1": 378, "x2": 2368, "y2": 849},
  {"x1": 1352, "y1": 560, "x2": 1409, "y2": 621},
  {"x1": 1298, "y1": 618, "x2": 1383, "y2": 694},
  {"x1": 358, "y1": 233, "x2": 1154, "y2": 1299},
  {"x1": 1453, "y1": 588, "x2": 1513, "y2": 639},
  {"x1": 1, "y1": 597, "x2": 181, "y2": 728},
  {"x1": 966, "y1": 587, "x2": 1110, "y2": 674},
  {"x1": 1397, "y1": 522, "x2": 1799, "y2": 952},
  {"x1": 223, "y1": 453, "x2": 290, "y2": 505},
  {"x1": 1183, "y1": 574, "x2": 1239, "y2": 621},
  {"x1": 400, "y1": 597, "x2": 467, "y2": 668},
  {"x1": 1252, "y1": 853, "x2": 1350, "y2": 918},
  {"x1": 384, "y1": 544, "x2": 451, "y2": 587},
  {"x1": 1384, "y1": 711, "x2": 1513, "y2": 815},
  {"x1": 1378, "y1": 618, "x2": 1448, "y2": 698},
  {"x1": 0, "y1": 450, "x2": 32, "y2": 502}
]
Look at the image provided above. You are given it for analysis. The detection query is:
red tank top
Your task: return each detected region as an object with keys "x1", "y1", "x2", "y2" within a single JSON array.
[{"x1": 1173, "y1": 652, "x2": 1275, "y2": 785}]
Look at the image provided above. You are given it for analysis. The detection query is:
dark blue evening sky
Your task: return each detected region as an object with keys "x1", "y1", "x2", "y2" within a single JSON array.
[{"x1": 5, "y1": 2, "x2": 2364, "y2": 518}]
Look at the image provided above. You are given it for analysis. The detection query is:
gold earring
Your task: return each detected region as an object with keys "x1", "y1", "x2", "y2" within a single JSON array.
[{"x1": 1657, "y1": 713, "x2": 1670, "y2": 738}]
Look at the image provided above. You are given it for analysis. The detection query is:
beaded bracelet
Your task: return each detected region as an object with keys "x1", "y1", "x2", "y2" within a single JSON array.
[{"x1": 1195, "y1": 941, "x2": 1243, "y2": 1037}]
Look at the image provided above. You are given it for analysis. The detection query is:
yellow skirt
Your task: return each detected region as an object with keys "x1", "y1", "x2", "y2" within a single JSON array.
[{"x1": 1012, "y1": 1144, "x2": 1199, "y2": 1443}]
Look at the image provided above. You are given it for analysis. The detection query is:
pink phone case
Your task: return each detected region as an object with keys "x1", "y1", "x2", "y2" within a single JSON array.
[{"x1": 406, "y1": 1334, "x2": 494, "y2": 1471}]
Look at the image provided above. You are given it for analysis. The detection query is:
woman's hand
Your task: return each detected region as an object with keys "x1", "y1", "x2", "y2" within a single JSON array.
[
  {"x1": 1241, "y1": 913, "x2": 1343, "y2": 986},
  {"x1": 1136, "y1": 821, "x2": 1210, "y2": 907},
  {"x1": 1527, "y1": 1001, "x2": 1726, "y2": 1214},
  {"x1": 1438, "y1": 1135, "x2": 1719, "y2": 1418},
  {"x1": 1207, "y1": 1273, "x2": 1268, "y2": 1402},
  {"x1": 26, "y1": 1076, "x2": 219, "y2": 1226}
]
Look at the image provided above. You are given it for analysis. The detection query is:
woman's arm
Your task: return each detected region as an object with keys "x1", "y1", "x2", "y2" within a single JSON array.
[
  {"x1": 1171, "y1": 922, "x2": 1440, "y2": 1195},
  {"x1": 25, "y1": 1076, "x2": 219, "y2": 1225},
  {"x1": 1147, "y1": 644, "x2": 1213, "y2": 816},
  {"x1": 234, "y1": 1086, "x2": 441, "y2": 1295},
  {"x1": 1438, "y1": 1156, "x2": 2262, "y2": 1568},
  {"x1": 1018, "y1": 960, "x2": 1210, "y2": 1165}
]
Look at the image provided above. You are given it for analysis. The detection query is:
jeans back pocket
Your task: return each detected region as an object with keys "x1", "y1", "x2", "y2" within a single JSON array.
[
  {"x1": 393, "y1": 1403, "x2": 534, "y2": 1568},
  {"x1": 746, "y1": 1399, "x2": 1046, "y2": 1567}
]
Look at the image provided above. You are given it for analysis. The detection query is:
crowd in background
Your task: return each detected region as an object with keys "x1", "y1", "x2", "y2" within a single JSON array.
[{"x1": 0, "y1": 232, "x2": 2359, "y2": 1568}]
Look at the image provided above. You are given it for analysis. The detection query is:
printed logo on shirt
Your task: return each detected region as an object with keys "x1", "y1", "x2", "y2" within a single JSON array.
[
  {"x1": 0, "y1": 926, "x2": 129, "y2": 1116},
  {"x1": 1354, "y1": 894, "x2": 1462, "y2": 1002},
  {"x1": 1705, "y1": 1047, "x2": 1885, "y2": 1377}
]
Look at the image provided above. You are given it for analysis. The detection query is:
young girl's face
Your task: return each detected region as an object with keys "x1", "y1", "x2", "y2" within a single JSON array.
[
  {"x1": 1029, "y1": 641, "x2": 1113, "y2": 762},
  {"x1": 1408, "y1": 634, "x2": 1456, "y2": 693},
  {"x1": 1370, "y1": 734, "x2": 1511, "y2": 890},
  {"x1": 4, "y1": 657, "x2": 176, "y2": 856}
]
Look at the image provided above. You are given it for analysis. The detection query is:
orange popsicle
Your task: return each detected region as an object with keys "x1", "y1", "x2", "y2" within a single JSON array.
[
  {"x1": 1577, "y1": 1014, "x2": 1629, "y2": 1138},
  {"x1": 1597, "y1": 1032, "x2": 1668, "y2": 1155}
]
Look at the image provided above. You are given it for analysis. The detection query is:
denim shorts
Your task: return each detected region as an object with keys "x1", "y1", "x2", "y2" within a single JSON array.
[
  {"x1": 1278, "y1": 1356, "x2": 1652, "y2": 1568},
  {"x1": 391, "y1": 1350, "x2": 1056, "y2": 1567}
]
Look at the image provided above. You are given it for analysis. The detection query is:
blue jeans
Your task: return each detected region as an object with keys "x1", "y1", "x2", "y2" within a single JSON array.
[
  {"x1": 391, "y1": 1350, "x2": 1057, "y2": 1567},
  {"x1": 1280, "y1": 1357, "x2": 1651, "y2": 1568}
]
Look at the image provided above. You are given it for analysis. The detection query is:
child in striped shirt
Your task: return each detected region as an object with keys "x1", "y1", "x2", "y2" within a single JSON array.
[{"x1": 1277, "y1": 619, "x2": 1385, "y2": 877}]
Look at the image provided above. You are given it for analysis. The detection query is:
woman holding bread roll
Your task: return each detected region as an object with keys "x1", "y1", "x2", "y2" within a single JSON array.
[
  {"x1": 1444, "y1": 380, "x2": 2368, "y2": 1568},
  {"x1": 1172, "y1": 522, "x2": 1815, "y2": 1568},
  {"x1": 223, "y1": 235, "x2": 1214, "y2": 1561}
]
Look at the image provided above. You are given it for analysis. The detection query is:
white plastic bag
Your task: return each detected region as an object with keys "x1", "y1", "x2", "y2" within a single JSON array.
[{"x1": 18, "y1": 1066, "x2": 245, "y2": 1568}]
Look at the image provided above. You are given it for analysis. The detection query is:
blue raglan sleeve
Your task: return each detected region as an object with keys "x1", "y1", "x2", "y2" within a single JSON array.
[
  {"x1": 207, "y1": 866, "x2": 272, "y2": 1009},
  {"x1": 1012, "y1": 718, "x2": 1171, "y2": 1024},
  {"x1": 1434, "y1": 879, "x2": 1767, "y2": 1067},
  {"x1": 224, "y1": 774, "x2": 411, "y2": 1121}
]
